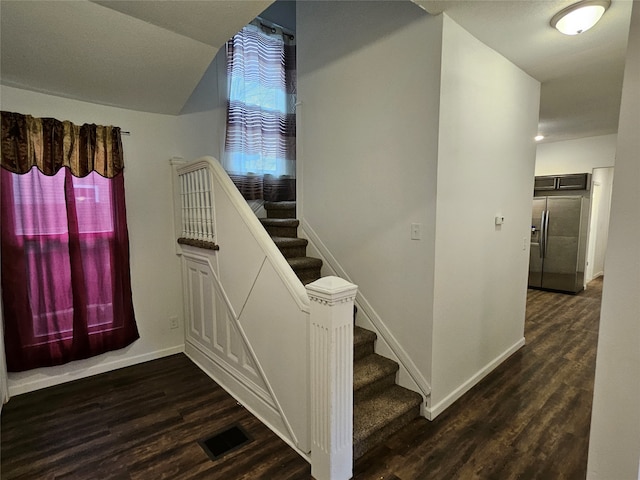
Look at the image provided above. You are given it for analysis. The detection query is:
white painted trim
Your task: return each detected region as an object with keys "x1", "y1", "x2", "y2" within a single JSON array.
[
  {"x1": 186, "y1": 326, "x2": 275, "y2": 408},
  {"x1": 169, "y1": 156, "x2": 188, "y2": 255},
  {"x1": 307, "y1": 277, "x2": 356, "y2": 480},
  {"x1": 426, "y1": 337, "x2": 526, "y2": 420},
  {"x1": 176, "y1": 157, "x2": 310, "y2": 313},
  {"x1": 180, "y1": 246, "x2": 302, "y2": 450},
  {"x1": 301, "y1": 218, "x2": 432, "y2": 401},
  {"x1": 185, "y1": 343, "x2": 311, "y2": 462},
  {"x1": 7, "y1": 345, "x2": 185, "y2": 396},
  {"x1": 248, "y1": 199, "x2": 266, "y2": 218}
]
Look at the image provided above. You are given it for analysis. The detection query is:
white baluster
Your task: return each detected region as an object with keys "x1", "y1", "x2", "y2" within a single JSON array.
[
  {"x1": 194, "y1": 169, "x2": 202, "y2": 240},
  {"x1": 187, "y1": 172, "x2": 194, "y2": 238},
  {"x1": 180, "y1": 174, "x2": 188, "y2": 238},
  {"x1": 190, "y1": 172, "x2": 198, "y2": 239},
  {"x1": 203, "y1": 171, "x2": 214, "y2": 241},
  {"x1": 198, "y1": 168, "x2": 207, "y2": 241}
]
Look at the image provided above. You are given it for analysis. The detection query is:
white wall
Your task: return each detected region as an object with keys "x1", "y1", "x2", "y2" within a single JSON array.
[
  {"x1": 298, "y1": 2, "x2": 540, "y2": 418},
  {"x1": 297, "y1": 0, "x2": 443, "y2": 389},
  {"x1": 179, "y1": 108, "x2": 225, "y2": 163},
  {"x1": 587, "y1": 2, "x2": 640, "y2": 478},
  {"x1": 535, "y1": 133, "x2": 617, "y2": 176},
  {"x1": 429, "y1": 15, "x2": 540, "y2": 414},
  {"x1": 1, "y1": 86, "x2": 186, "y2": 394},
  {"x1": 179, "y1": 48, "x2": 227, "y2": 162}
]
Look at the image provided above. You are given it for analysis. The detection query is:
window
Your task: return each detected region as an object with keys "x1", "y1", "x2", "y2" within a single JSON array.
[
  {"x1": 12, "y1": 169, "x2": 118, "y2": 342},
  {"x1": 223, "y1": 21, "x2": 296, "y2": 201},
  {"x1": 1, "y1": 111, "x2": 138, "y2": 372}
]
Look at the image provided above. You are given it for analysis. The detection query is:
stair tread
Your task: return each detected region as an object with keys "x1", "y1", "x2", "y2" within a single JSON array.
[
  {"x1": 353, "y1": 385, "x2": 422, "y2": 444},
  {"x1": 354, "y1": 354, "x2": 398, "y2": 392},
  {"x1": 259, "y1": 210, "x2": 420, "y2": 458},
  {"x1": 264, "y1": 201, "x2": 296, "y2": 210},
  {"x1": 271, "y1": 236, "x2": 308, "y2": 247},
  {"x1": 354, "y1": 326, "x2": 377, "y2": 347},
  {"x1": 260, "y1": 218, "x2": 299, "y2": 227},
  {"x1": 287, "y1": 256, "x2": 323, "y2": 269}
]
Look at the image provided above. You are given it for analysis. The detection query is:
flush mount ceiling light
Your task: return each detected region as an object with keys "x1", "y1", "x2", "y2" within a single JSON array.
[
  {"x1": 535, "y1": 135, "x2": 545, "y2": 141},
  {"x1": 551, "y1": 0, "x2": 611, "y2": 35}
]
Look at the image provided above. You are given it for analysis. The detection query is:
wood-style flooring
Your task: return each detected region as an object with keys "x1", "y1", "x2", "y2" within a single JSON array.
[{"x1": 1, "y1": 278, "x2": 602, "y2": 479}]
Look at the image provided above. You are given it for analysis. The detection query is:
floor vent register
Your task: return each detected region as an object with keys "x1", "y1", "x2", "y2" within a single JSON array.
[{"x1": 198, "y1": 424, "x2": 253, "y2": 461}]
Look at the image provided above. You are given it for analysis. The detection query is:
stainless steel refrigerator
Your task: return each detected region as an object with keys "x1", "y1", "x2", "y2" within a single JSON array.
[{"x1": 529, "y1": 195, "x2": 589, "y2": 293}]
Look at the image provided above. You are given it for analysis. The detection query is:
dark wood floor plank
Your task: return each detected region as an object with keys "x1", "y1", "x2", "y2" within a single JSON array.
[{"x1": 2, "y1": 278, "x2": 602, "y2": 479}]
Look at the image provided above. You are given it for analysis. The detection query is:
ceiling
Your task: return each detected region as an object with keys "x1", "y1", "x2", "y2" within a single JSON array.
[
  {"x1": 0, "y1": 0, "x2": 633, "y2": 143},
  {"x1": 416, "y1": 0, "x2": 633, "y2": 143},
  {"x1": 0, "y1": 0, "x2": 271, "y2": 115}
]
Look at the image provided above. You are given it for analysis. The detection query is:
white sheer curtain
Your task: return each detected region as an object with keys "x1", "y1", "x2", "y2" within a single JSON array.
[{"x1": 223, "y1": 20, "x2": 296, "y2": 201}]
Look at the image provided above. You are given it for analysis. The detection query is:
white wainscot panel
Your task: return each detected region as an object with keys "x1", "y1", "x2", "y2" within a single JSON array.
[
  {"x1": 185, "y1": 262, "x2": 205, "y2": 348},
  {"x1": 213, "y1": 177, "x2": 267, "y2": 317},
  {"x1": 183, "y1": 254, "x2": 271, "y2": 402},
  {"x1": 240, "y1": 261, "x2": 310, "y2": 453}
]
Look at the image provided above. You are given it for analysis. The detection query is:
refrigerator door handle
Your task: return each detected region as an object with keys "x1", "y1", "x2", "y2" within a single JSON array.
[
  {"x1": 539, "y1": 210, "x2": 546, "y2": 258},
  {"x1": 543, "y1": 210, "x2": 550, "y2": 258},
  {"x1": 539, "y1": 210, "x2": 545, "y2": 258}
]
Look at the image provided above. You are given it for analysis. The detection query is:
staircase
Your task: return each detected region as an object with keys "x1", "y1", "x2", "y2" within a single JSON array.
[
  {"x1": 260, "y1": 201, "x2": 322, "y2": 284},
  {"x1": 261, "y1": 201, "x2": 422, "y2": 460}
]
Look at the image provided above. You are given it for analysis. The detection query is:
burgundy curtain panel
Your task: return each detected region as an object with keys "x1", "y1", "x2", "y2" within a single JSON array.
[{"x1": 1, "y1": 111, "x2": 139, "y2": 372}]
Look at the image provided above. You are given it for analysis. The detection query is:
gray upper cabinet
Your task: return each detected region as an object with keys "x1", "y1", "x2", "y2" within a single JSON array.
[
  {"x1": 557, "y1": 174, "x2": 590, "y2": 190},
  {"x1": 534, "y1": 176, "x2": 558, "y2": 191},
  {"x1": 534, "y1": 173, "x2": 590, "y2": 192}
]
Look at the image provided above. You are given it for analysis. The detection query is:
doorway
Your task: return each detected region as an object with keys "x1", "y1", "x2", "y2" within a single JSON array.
[{"x1": 586, "y1": 167, "x2": 614, "y2": 283}]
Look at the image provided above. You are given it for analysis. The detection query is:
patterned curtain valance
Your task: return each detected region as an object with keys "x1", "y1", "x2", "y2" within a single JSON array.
[{"x1": 1, "y1": 111, "x2": 123, "y2": 178}]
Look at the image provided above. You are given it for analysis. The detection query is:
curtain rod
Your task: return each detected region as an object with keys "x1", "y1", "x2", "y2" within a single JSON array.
[
  {"x1": 257, "y1": 16, "x2": 295, "y2": 39},
  {"x1": 121, "y1": 131, "x2": 131, "y2": 136}
]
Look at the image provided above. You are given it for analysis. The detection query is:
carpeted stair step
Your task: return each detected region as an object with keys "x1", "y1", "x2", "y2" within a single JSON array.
[
  {"x1": 258, "y1": 202, "x2": 423, "y2": 460},
  {"x1": 271, "y1": 236, "x2": 309, "y2": 259},
  {"x1": 353, "y1": 385, "x2": 422, "y2": 460},
  {"x1": 286, "y1": 256, "x2": 323, "y2": 285},
  {"x1": 354, "y1": 353, "x2": 399, "y2": 402},
  {"x1": 260, "y1": 218, "x2": 299, "y2": 238},
  {"x1": 264, "y1": 201, "x2": 296, "y2": 219},
  {"x1": 354, "y1": 326, "x2": 377, "y2": 360}
]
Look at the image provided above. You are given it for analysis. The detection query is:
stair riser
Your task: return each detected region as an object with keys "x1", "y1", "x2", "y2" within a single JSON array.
[
  {"x1": 267, "y1": 210, "x2": 296, "y2": 219},
  {"x1": 297, "y1": 271, "x2": 322, "y2": 285},
  {"x1": 277, "y1": 245, "x2": 308, "y2": 258},
  {"x1": 354, "y1": 341, "x2": 375, "y2": 361},
  {"x1": 354, "y1": 404, "x2": 421, "y2": 460},
  {"x1": 354, "y1": 374, "x2": 397, "y2": 404},
  {"x1": 264, "y1": 226, "x2": 298, "y2": 238}
]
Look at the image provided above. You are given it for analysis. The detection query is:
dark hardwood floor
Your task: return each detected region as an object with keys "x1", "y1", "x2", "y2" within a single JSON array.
[{"x1": 1, "y1": 278, "x2": 602, "y2": 479}]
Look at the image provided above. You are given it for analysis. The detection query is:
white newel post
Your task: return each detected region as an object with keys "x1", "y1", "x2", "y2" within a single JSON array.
[{"x1": 306, "y1": 276, "x2": 357, "y2": 480}]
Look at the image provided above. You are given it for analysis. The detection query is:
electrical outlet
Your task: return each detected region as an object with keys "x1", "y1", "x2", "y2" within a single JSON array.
[{"x1": 169, "y1": 315, "x2": 179, "y2": 329}]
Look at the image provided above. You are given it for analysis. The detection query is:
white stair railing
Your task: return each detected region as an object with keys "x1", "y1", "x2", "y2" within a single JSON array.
[
  {"x1": 178, "y1": 161, "x2": 215, "y2": 243},
  {"x1": 171, "y1": 156, "x2": 356, "y2": 480}
]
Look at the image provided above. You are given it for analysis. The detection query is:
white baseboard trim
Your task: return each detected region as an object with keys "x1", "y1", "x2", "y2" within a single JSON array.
[
  {"x1": 8, "y1": 345, "x2": 185, "y2": 397},
  {"x1": 185, "y1": 342, "x2": 311, "y2": 463},
  {"x1": 426, "y1": 337, "x2": 525, "y2": 420}
]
